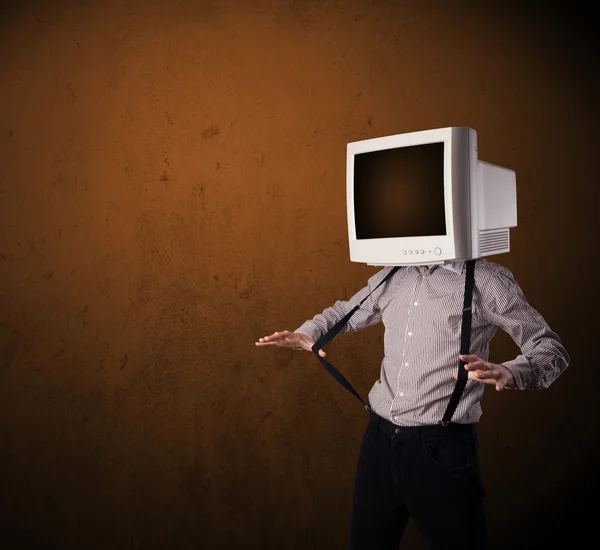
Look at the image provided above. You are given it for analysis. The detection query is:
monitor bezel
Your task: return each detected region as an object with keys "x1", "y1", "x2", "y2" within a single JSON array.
[{"x1": 347, "y1": 127, "x2": 462, "y2": 266}]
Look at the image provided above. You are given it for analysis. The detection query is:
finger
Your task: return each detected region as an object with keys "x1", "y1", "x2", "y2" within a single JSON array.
[
  {"x1": 473, "y1": 371, "x2": 507, "y2": 390},
  {"x1": 304, "y1": 342, "x2": 326, "y2": 357},
  {"x1": 475, "y1": 372, "x2": 495, "y2": 383},
  {"x1": 455, "y1": 370, "x2": 497, "y2": 385},
  {"x1": 477, "y1": 370, "x2": 500, "y2": 380},
  {"x1": 256, "y1": 336, "x2": 276, "y2": 344},
  {"x1": 464, "y1": 361, "x2": 481, "y2": 371},
  {"x1": 493, "y1": 375, "x2": 509, "y2": 390},
  {"x1": 256, "y1": 332, "x2": 289, "y2": 345},
  {"x1": 460, "y1": 354, "x2": 480, "y2": 363},
  {"x1": 465, "y1": 361, "x2": 493, "y2": 372},
  {"x1": 454, "y1": 370, "x2": 489, "y2": 381},
  {"x1": 270, "y1": 331, "x2": 289, "y2": 339},
  {"x1": 261, "y1": 332, "x2": 288, "y2": 342}
]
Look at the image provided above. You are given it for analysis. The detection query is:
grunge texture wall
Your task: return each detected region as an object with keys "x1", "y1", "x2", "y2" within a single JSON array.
[{"x1": 0, "y1": 0, "x2": 597, "y2": 549}]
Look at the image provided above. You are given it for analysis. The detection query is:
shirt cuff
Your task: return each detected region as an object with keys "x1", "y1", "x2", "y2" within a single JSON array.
[{"x1": 501, "y1": 358, "x2": 532, "y2": 390}]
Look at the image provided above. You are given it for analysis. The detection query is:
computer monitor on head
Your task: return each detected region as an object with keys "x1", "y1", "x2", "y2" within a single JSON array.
[{"x1": 347, "y1": 127, "x2": 517, "y2": 266}]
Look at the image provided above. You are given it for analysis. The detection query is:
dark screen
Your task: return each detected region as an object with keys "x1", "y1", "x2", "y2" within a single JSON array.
[{"x1": 354, "y1": 142, "x2": 446, "y2": 239}]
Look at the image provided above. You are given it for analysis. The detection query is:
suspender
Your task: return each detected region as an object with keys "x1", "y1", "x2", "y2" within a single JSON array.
[
  {"x1": 311, "y1": 266, "x2": 400, "y2": 411},
  {"x1": 441, "y1": 259, "x2": 476, "y2": 425},
  {"x1": 310, "y1": 259, "x2": 477, "y2": 426}
]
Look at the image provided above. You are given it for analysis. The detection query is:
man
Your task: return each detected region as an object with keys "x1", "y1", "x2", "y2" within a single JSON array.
[{"x1": 255, "y1": 258, "x2": 569, "y2": 549}]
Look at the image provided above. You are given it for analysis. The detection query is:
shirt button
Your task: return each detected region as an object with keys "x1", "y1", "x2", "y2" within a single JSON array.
[
  {"x1": 404, "y1": 362, "x2": 409, "y2": 366},
  {"x1": 408, "y1": 332, "x2": 413, "y2": 336},
  {"x1": 399, "y1": 392, "x2": 405, "y2": 397},
  {"x1": 414, "y1": 302, "x2": 418, "y2": 306}
]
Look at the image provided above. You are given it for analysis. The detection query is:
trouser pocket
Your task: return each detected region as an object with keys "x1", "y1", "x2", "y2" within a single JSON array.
[{"x1": 420, "y1": 431, "x2": 476, "y2": 471}]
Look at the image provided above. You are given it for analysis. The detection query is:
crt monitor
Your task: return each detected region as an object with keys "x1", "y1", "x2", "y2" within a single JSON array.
[{"x1": 346, "y1": 126, "x2": 517, "y2": 266}]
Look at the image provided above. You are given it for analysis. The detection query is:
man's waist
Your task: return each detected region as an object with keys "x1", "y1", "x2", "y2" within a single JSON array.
[{"x1": 368, "y1": 410, "x2": 477, "y2": 437}]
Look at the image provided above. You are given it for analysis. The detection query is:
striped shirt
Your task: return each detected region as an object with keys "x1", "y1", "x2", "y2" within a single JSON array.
[{"x1": 294, "y1": 258, "x2": 570, "y2": 426}]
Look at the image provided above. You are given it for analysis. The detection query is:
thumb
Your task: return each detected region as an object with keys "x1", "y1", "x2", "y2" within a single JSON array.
[{"x1": 299, "y1": 334, "x2": 325, "y2": 356}]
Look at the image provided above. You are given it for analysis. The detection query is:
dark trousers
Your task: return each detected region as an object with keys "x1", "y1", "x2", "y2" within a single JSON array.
[{"x1": 350, "y1": 411, "x2": 486, "y2": 550}]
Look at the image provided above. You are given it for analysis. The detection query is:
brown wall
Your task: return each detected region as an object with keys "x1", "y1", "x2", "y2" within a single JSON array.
[{"x1": 1, "y1": 1, "x2": 598, "y2": 548}]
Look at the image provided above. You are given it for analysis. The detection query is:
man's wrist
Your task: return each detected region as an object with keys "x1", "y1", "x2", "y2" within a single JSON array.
[
  {"x1": 501, "y1": 362, "x2": 526, "y2": 390},
  {"x1": 503, "y1": 367, "x2": 515, "y2": 389}
]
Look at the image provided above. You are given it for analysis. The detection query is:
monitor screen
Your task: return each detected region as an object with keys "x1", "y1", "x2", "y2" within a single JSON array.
[{"x1": 354, "y1": 142, "x2": 447, "y2": 239}]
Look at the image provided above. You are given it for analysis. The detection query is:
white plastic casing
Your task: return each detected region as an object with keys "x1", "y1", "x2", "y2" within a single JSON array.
[{"x1": 346, "y1": 126, "x2": 517, "y2": 266}]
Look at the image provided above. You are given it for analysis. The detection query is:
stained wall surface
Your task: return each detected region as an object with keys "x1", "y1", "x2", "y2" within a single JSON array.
[{"x1": 1, "y1": 1, "x2": 598, "y2": 548}]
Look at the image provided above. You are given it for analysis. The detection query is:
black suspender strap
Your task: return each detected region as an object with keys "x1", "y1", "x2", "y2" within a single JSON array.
[
  {"x1": 440, "y1": 258, "x2": 476, "y2": 425},
  {"x1": 311, "y1": 266, "x2": 400, "y2": 411}
]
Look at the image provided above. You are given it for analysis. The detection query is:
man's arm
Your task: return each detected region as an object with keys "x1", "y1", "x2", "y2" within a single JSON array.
[
  {"x1": 482, "y1": 265, "x2": 570, "y2": 390},
  {"x1": 293, "y1": 266, "x2": 393, "y2": 347}
]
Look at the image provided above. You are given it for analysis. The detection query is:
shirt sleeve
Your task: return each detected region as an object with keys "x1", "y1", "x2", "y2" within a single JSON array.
[
  {"x1": 293, "y1": 266, "x2": 393, "y2": 348},
  {"x1": 482, "y1": 265, "x2": 570, "y2": 390}
]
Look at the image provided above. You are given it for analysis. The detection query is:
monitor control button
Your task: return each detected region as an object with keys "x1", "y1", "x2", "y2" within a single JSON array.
[{"x1": 434, "y1": 247, "x2": 442, "y2": 256}]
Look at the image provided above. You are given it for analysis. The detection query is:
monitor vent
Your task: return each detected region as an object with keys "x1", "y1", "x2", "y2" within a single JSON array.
[{"x1": 479, "y1": 228, "x2": 510, "y2": 255}]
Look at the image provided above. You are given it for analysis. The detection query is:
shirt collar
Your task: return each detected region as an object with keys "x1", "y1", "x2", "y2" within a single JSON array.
[
  {"x1": 419, "y1": 260, "x2": 465, "y2": 275},
  {"x1": 440, "y1": 260, "x2": 465, "y2": 275},
  {"x1": 408, "y1": 260, "x2": 469, "y2": 275}
]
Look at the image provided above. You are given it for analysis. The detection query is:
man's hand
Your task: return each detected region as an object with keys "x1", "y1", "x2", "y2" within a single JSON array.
[
  {"x1": 452, "y1": 354, "x2": 516, "y2": 391},
  {"x1": 255, "y1": 330, "x2": 326, "y2": 357}
]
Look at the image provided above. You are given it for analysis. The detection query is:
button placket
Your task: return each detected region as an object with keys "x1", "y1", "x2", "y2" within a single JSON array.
[{"x1": 393, "y1": 270, "x2": 422, "y2": 408}]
